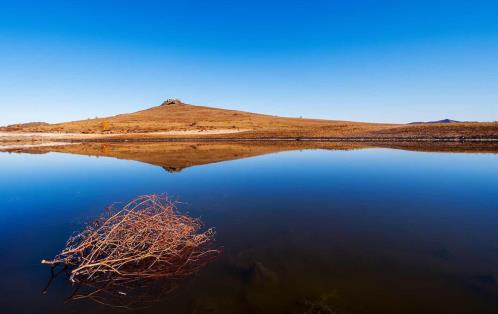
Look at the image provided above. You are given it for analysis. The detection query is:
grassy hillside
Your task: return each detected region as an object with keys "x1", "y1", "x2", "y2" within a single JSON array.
[
  {"x1": 1, "y1": 100, "x2": 497, "y2": 139},
  {"x1": 365, "y1": 122, "x2": 498, "y2": 139},
  {"x1": 0, "y1": 100, "x2": 395, "y2": 136}
]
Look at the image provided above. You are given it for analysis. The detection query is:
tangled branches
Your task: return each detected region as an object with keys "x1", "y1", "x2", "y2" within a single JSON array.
[{"x1": 42, "y1": 195, "x2": 220, "y2": 285}]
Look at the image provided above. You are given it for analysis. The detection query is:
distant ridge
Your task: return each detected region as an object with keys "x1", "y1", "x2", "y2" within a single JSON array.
[
  {"x1": 3, "y1": 122, "x2": 49, "y2": 130},
  {"x1": 409, "y1": 119, "x2": 461, "y2": 125}
]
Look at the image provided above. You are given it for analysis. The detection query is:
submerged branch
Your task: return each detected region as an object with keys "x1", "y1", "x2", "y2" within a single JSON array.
[{"x1": 42, "y1": 194, "x2": 221, "y2": 307}]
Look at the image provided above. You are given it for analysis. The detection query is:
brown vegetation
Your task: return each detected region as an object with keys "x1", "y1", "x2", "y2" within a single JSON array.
[
  {"x1": 0, "y1": 100, "x2": 395, "y2": 136},
  {"x1": 42, "y1": 195, "x2": 220, "y2": 283},
  {"x1": 1, "y1": 122, "x2": 49, "y2": 131},
  {"x1": 365, "y1": 122, "x2": 498, "y2": 139},
  {"x1": 1, "y1": 100, "x2": 496, "y2": 140}
]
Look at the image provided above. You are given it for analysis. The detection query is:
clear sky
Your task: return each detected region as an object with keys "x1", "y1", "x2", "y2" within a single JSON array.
[{"x1": 1, "y1": 0, "x2": 497, "y2": 125}]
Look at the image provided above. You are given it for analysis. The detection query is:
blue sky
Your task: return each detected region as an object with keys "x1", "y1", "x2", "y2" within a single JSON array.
[{"x1": 1, "y1": 0, "x2": 497, "y2": 125}]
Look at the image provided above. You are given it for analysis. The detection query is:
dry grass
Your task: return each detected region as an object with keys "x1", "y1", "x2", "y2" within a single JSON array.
[
  {"x1": 2, "y1": 101, "x2": 395, "y2": 137},
  {"x1": 2, "y1": 101, "x2": 496, "y2": 139},
  {"x1": 365, "y1": 122, "x2": 498, "y2": 138}
]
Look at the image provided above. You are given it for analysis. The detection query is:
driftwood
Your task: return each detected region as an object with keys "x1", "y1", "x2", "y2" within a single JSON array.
[{"x1": 42, "y1": 195, "x2": 220, "y2": 284}]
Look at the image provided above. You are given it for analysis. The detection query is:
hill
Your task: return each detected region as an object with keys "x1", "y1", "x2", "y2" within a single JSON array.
[
  {"x1": 3, "y1": 122, "x2": 50, "y2": 130},
  {"x1": 0, "y1": 99, "x2": 395, "y2": 137},
  {"x1": 409, "y1": 119, "x2": 461, "y2": 124},
  {"x1": 1, "y1": 100, "x2": 497, "y2": 140}
]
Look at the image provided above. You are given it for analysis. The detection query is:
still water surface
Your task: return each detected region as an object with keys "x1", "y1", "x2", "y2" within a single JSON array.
[{"x1": 0, "y1": 146, "x2": 497, "y2": 313}]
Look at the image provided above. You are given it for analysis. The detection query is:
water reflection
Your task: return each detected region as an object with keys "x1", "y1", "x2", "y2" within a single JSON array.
[
  {"x1": 2, "y1": 141, "x2": 497, "y2": 171},
  {"x1": 44, "y1": 267, "x2": 180, "y2": 309},
  {"x1": 0, "y1": 143, "x2": 497, "y2": 313}
]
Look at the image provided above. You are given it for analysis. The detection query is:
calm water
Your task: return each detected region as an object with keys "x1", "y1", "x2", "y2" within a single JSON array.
[{"x1": 0, "y1": 146, "x2": 498, "y2": 313}]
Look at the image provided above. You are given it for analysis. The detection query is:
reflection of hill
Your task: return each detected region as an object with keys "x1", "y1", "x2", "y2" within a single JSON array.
[
  {"x1": 372, "y1": 141, "x2": 498, "y2": 154},
  {"x1": 3, "y1": 142, "x2": 368, "y2": 171},
  {"x1": 2, "y1": 141, "x2": 497, "y2": 171}
]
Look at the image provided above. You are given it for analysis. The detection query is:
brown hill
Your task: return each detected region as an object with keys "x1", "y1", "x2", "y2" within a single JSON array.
[
  {"x1": 0, "y1": 100, "x2": 394, "y2": 137},
  {"x1": 1, "y1": 100, "x2": 497, "y2": 140},
  {"x1": 3, "y1": 122, "x2": 49, "y2": 131}
]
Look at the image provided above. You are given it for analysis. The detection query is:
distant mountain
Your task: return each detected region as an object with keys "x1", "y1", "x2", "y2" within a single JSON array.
[
  {"x1": 1, "y1": 122, "x2": 49, "y2": 131},
  {"x1": 409, "y1": 119, "x2": 461, "y2": 125}
]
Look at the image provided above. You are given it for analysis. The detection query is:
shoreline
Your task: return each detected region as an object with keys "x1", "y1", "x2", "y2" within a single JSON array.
[
  {"x1": 48, "y1": 137, "x2": 498, "y2": 142},
  {"x1": 1, "y1": 134, "x2": 498, "y2": 145},
  {"x1": 2, "y1": 131, "x2": 498, "y2": 147}
]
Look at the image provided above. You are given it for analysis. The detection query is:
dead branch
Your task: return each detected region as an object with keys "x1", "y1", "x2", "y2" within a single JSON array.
[{"x1": 42, "y1": 194, "x2": 220, "y2": 285}]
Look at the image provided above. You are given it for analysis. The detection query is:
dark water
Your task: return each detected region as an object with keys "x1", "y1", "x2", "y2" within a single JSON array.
[{"x1": 1, "y1": 146, "x2": 498, "y2": 313}]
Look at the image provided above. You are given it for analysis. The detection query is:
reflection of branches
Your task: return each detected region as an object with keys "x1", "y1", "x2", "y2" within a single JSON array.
[
  {"x1": 44, "y1": 266, "x2": 181, "y2": 309},
  {"x1": 71, "y1": 276, "x2": 179, "y2": 309},
  {"x1": 42, "y1": 194, "x2": 220, "y2": 308}
]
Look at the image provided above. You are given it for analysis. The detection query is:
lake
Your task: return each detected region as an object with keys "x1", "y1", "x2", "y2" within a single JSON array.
[{"x1": 0, "y1": 142, "x2": 497, "y2": 313}]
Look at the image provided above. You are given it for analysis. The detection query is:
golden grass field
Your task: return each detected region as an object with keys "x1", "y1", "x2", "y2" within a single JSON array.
[{"x1": 1, "y1": 100, "x2": 497, "y2": 140}]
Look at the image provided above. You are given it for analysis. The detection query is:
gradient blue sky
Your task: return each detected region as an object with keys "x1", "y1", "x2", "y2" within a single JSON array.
[{"x1": 1, "y1": 0, "x2": 497, "y2": 125}]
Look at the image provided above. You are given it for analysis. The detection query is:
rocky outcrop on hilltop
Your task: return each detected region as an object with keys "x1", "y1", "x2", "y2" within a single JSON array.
[{"x1": 161, "y1": 99, "x2": 184, "y2": 106}]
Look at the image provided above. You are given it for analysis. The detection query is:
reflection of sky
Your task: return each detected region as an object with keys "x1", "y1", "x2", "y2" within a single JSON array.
[{"x1": 1, "y1": 149, "x2": 497, "y2": 222}]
